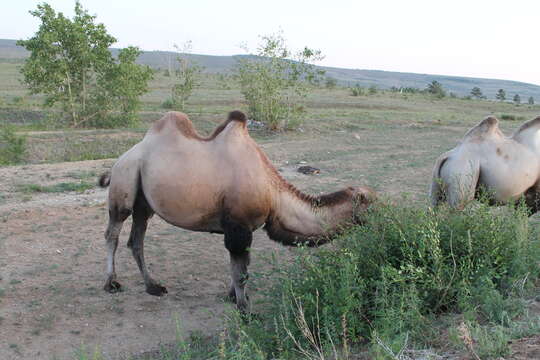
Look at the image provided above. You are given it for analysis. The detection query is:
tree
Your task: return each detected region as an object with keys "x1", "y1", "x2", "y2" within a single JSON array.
[
  {"x1": 350, "y1": 84, "x2": 364, "y2": 96},
  {"x1": 169, "y1": 41, "x2": 203, "y2": 111},
  {"x1": 17, "y1": 2, "x2": 152, "y2": 127},
  {"x1": 496, "y1": 89, "x2": 506, "y2": 101},
  {"x1": 528, "y1": 96, "x2": 535, "y2": 105},
  {"x1": 513, "y1": 94, "x2": 521, "y2": 104},
  {"x1": 426, "y1": 80, "x2": 446, "y2": 98},
  {"x1": 470, "y1": 87, "x2": 483, "y2": 99},
  {"x1": 236, "y1": 32, "x2": 324, "y2": 130},
  {"x1": 325, "y1": 77, "x2": 337, "y2": 89},
  {"x1": 95, "y1": 47, "x2": 154, "y2": 126}
]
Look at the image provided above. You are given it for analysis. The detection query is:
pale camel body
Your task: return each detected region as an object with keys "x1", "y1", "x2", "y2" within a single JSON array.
[
  {"x1": 430, "y1": 116, "x2": 540, "y2": 212},
  {"x1": 99, "y1": 111, "x2": 375, "y2": 311}
]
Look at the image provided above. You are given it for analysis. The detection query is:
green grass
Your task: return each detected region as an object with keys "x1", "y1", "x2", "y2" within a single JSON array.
[
  {"x1": 17, "y1": 181, "x2": 94, "y2": 193},
  {"x1": 117, "y1": 201, "x2": 540, "y2": 360},
  {"x1": 1, "y1": 58, "x2": 540, "y2": 359}
]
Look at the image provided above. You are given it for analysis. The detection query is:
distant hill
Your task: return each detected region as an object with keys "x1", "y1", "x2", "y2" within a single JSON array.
[{"x1": 2, "y1": 38, "x2": 540, "y2": 100}]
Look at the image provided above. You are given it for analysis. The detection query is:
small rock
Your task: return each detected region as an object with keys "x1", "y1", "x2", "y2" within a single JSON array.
[{"x1": 297, "y1": 166, "x2": 320, "y2": 175}]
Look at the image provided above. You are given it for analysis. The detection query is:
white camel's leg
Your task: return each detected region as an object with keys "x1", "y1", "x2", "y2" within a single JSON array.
[
  {"x1": 222, "y1": 216, "x2": 253, "y2": 312},
  {"x1": 440, "y1": 158, "x2": 480, "y2": 210},
  {"x1": 127, "y1": 192, "x2": 167, "y2": 296},
  {"x1": 430, "y1": 152, "x2": 450, "y2": 207},
  {"x1": 104, "y1": 208, "x2": 131, "y2": 292}
]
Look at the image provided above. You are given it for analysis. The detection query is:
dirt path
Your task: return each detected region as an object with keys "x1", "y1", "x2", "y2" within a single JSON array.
[{"x1": 0, "y1": 160, "x2": 296, "y2": 360}]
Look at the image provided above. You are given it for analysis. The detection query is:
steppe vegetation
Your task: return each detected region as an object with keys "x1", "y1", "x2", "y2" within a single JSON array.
[{"x1": 1, "y1": 2, "x2": 540, "y2": 360}]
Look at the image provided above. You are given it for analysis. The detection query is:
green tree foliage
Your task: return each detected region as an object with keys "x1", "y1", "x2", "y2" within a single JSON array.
[
  {"x1": 17, "y1": 2, "x2": 152, "y2": 128},
  {"x1": 513, "y1": 94, "x2": 521, "y2": 104},
  {"x1": 529, "y1": 96, "x2": 535, "y2": 105},
  {"x1": 496, "y1": 89, "x2": 506, "y2": 101},
  {"x1": 470, "y1": 86, "x2": 484, "y2": 99},
  {"x1": 236, "y1": 32, "x2": 324, "y2": 130},
  {"x1": 324, "y1": 77, "x2": 337, "y2": 89},
  {"x1": 0, "y1": 125, "x2": 26, "y2": 165},
  {"x1": 426, "y1": 80, "x2": 446, "y2": 98},
  {"x1": 350, "y1": 84, "x2": 364, "y2": 96},
  {"x1": 169, "y1": 41, "x2": 203, "y2": 111}
]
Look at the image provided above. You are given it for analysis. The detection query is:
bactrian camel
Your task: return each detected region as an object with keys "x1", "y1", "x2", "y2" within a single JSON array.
[
  {"x1": 431, "y1": 116, "x2": 540, "y2": 213},
  {"x1": 99, "y1": 111, "x2": 376, "y2": 311}
]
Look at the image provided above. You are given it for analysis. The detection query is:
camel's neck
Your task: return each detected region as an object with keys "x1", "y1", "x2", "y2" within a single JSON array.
[
  {"x1": 252, "y1": 145, "x2": 358, "y2": 246},
  {"x1": 264, "y1": 187, "x2": 355, "y2": 247}
]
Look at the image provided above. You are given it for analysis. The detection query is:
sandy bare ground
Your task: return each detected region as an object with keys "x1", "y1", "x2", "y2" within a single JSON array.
[{"x1": 0, "y1": 160, "x2": 297, "y2": 360}]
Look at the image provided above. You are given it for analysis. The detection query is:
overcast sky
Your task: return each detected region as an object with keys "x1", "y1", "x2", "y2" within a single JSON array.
[{"x1": 2, "y1": 0, "x2": 539, "y2": 85}]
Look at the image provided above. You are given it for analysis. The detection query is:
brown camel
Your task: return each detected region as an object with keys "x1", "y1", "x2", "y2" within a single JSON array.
[
  {"x1": 98, "y1": 110, "x2": 376, "y2": 311},
  {"x1": 430, "y1": 116, "x2": 540, "y2": 213}
]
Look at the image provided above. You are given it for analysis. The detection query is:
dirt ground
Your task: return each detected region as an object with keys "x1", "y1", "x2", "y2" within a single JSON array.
[
  {"x1": 0, "y1": 160, "x2": 319, "y2": 360},
  {"x1": 1, "y1": 121, "x2": 540, "y2": 359},
  {"x1": 0, "y1": 127, "x2": 364, "y2": 360}
]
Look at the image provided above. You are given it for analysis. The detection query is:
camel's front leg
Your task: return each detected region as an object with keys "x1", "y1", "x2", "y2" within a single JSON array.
[{"x1": 222, "y1": 217, "x2": 253, "y2": 312}]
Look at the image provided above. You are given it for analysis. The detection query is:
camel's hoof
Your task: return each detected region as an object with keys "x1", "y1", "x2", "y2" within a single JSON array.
[
  {"x1": 146, "y1": 283, "x2": 168, "y2": 296},
  {"x1": 104, "y1": 280, "x2": 122, "y2": 293},
  {"x1": 236, "y1": 299, "x2": 250, "y2": 314}
]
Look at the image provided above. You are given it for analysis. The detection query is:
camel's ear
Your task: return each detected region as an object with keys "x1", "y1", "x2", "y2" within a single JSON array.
[{"x1": 228, "y1": 110, "x2": 247, "y2": 123}]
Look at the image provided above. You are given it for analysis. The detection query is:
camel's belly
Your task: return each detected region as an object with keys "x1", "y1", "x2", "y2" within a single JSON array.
[
  {"x1": 143, "y1": 179, "x2": 269, "y2": 233},
  {"x1": 479, "y1": 164, "x2": 538, "y2": 202}
]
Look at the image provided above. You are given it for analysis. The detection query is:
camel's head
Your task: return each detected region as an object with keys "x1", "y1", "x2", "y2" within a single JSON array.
[
  {"x1": 350, "y1": 186, "x2": 377, "y2": 213},
  {"x1": 333, "y1": 186, "x2": 377, "y2": 225}
]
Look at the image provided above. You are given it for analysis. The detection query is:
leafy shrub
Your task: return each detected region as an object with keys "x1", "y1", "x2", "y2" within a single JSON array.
[
  {"x1": 350, "y1": 85, "x2": 364, "y2": 96},
  {"x1": 236, "y1": 32, "x2": 324, "y2": 130},
  {"x1": 169, "y1": 42, "x2": 203, "y2": 111},
  {"x1": 426, "y1": 80, "x2": 446, "y2": 98},
  {"x1": 0, "y1": 125, "x2": 26, "y2": 165},
  {"x1": 161, "y1": 98, "x2": 175, "y2": 109},
  {"x1": 221, "y1": 201, "x2": 539, "y2": 359},
  {"x1": 325, "y1": 77, "x2": 337, "y2": 89}
]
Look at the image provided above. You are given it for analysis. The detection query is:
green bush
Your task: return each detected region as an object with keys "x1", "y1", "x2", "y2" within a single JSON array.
[
  {"x1": 350, "y1": 85, "x2": 364, "y2": 96},
  {"x1": 161, "y1": 98, "x2": 175, "y2": 109},
  {"x1": 236, "y1": 33, "x2": 323, "y2": 130},
  {"x1": 221, "y1": 201, "x2": 539, "y2": 359},
  {"x1": 0, "y1": 125, "x2": 26, "y2": 165}
]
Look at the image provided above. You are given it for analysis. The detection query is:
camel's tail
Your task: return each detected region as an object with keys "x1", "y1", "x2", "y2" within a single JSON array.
[{"x1": 98, "y1": 172, "x2": 111, "y2": 188}]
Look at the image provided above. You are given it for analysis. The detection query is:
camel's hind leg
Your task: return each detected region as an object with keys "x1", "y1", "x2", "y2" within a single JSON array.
[
  {"x1": 104, "y1": 207, "x2": 131, "y2": 293},
  {"x1": 127, "y1": 191, "x2": 167, "y2": 296}
]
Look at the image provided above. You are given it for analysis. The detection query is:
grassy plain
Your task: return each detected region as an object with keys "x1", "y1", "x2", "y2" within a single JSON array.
[{"x1": 1, "y1": 65, "x2": 539, "y2": 359}]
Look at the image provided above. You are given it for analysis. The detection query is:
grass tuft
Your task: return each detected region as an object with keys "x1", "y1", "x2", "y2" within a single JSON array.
[{"x1": 17, "y1": 181, "x2": 94, "y2": 193}]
